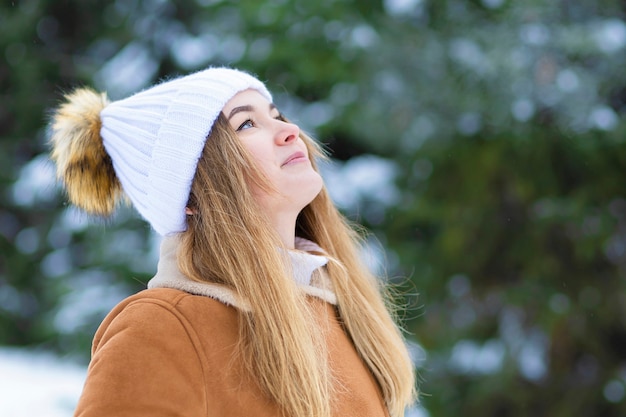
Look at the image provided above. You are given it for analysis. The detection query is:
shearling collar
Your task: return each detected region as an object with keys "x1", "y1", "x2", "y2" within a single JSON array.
[{"x1": 147, "y1": 236, "x2": 337, "y2": 312}]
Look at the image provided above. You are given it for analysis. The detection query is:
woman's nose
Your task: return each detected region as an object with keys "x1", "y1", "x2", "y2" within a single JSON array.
[{"x1": 274, "y1": 120, "x2": 300, "y2": 145}]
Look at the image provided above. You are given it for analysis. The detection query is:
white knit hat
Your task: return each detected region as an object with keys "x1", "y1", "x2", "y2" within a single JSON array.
[{"x1": 99, "y1": 67, "x2": 272, "y2": 236}]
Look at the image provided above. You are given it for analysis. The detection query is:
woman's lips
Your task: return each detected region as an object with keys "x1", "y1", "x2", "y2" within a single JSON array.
[{"x1": 281, "y1": 151, "x2": 308, "y2": 166}]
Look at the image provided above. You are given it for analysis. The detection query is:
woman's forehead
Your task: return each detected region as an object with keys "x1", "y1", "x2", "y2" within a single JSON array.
[{"x1": 223, "y1": 89, "x2": 273, "y2": 115}]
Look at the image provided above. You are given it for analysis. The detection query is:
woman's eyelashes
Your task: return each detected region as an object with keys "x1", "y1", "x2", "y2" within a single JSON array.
[
  {"x1": 237, "y1": 119, "x2": 254, "y2": 131},
  {"x1": 235, "y1": 113, "x2": 285, "y2": 132}
]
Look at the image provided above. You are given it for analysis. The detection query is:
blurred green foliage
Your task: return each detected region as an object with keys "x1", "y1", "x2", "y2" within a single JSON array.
[{"x1": 1, "y1": 0, "x2": 625, "y2": 416}]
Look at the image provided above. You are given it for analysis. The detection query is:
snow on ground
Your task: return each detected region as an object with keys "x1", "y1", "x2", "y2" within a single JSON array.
[{"x1": 0, "y1": 347, "x2": 85, "y2": 417}]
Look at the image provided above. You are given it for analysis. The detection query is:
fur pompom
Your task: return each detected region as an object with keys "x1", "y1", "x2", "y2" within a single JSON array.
[{"x1": 49, "y1": 87, "x2": 123, "y2": 216}]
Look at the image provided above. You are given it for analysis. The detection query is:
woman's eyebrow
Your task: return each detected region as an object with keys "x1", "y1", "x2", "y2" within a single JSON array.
[
  {"x1": 227, "y1": 105, "x2": 253, "y2": 120},
  {"x1": 228, "y1": 103, "x2": 278, "y2": 120}
]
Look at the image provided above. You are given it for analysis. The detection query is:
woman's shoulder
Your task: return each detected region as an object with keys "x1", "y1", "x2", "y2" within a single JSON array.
[
  {"x1": 91, "y1": 288, "x2": 241, "y2": 354},
  {"x1": 105, "y1": 287, "x2": 237, "y2": 323},
  {"x1": 95, "y1": 288, "x2": 236, "y2": 339}
]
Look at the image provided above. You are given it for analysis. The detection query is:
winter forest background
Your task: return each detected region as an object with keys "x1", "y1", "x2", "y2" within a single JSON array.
[{"x1": 1, "y1": 0, "x2": 626, "y2": 415}]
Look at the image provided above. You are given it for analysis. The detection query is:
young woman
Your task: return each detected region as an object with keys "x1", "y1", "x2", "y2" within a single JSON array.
[{"x1": 49, "y1": 67, "x2": 416, "y2": 417}]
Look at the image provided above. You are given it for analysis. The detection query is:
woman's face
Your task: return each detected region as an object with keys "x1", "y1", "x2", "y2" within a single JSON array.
[{"x1": 222, "y1": 89, "x2": 323, "y2": 219}]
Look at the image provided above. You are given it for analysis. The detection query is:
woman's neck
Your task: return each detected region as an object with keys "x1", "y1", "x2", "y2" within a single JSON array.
[{"x1": 271, "y1": 212, "x2": 298, "y2": 249}]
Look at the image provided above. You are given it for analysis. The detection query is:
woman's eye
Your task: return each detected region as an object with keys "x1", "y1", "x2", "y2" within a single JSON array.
[{"x1": 237, "y1": 119, "x2": 254, "y2": 131}]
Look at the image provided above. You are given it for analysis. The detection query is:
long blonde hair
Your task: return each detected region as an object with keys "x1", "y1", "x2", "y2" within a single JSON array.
[{"x1": 178, "y1": 114, "x2": 416, "y2": 417}]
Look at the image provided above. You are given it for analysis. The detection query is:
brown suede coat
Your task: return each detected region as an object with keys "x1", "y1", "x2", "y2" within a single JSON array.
[{"x1": 74, "y1": 238, "x2": 389, "y2": 417}]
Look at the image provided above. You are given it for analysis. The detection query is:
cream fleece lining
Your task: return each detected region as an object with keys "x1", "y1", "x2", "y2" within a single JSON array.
[{"x1": 147, "y1": 236, "x2": 338, "y2": 312}]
